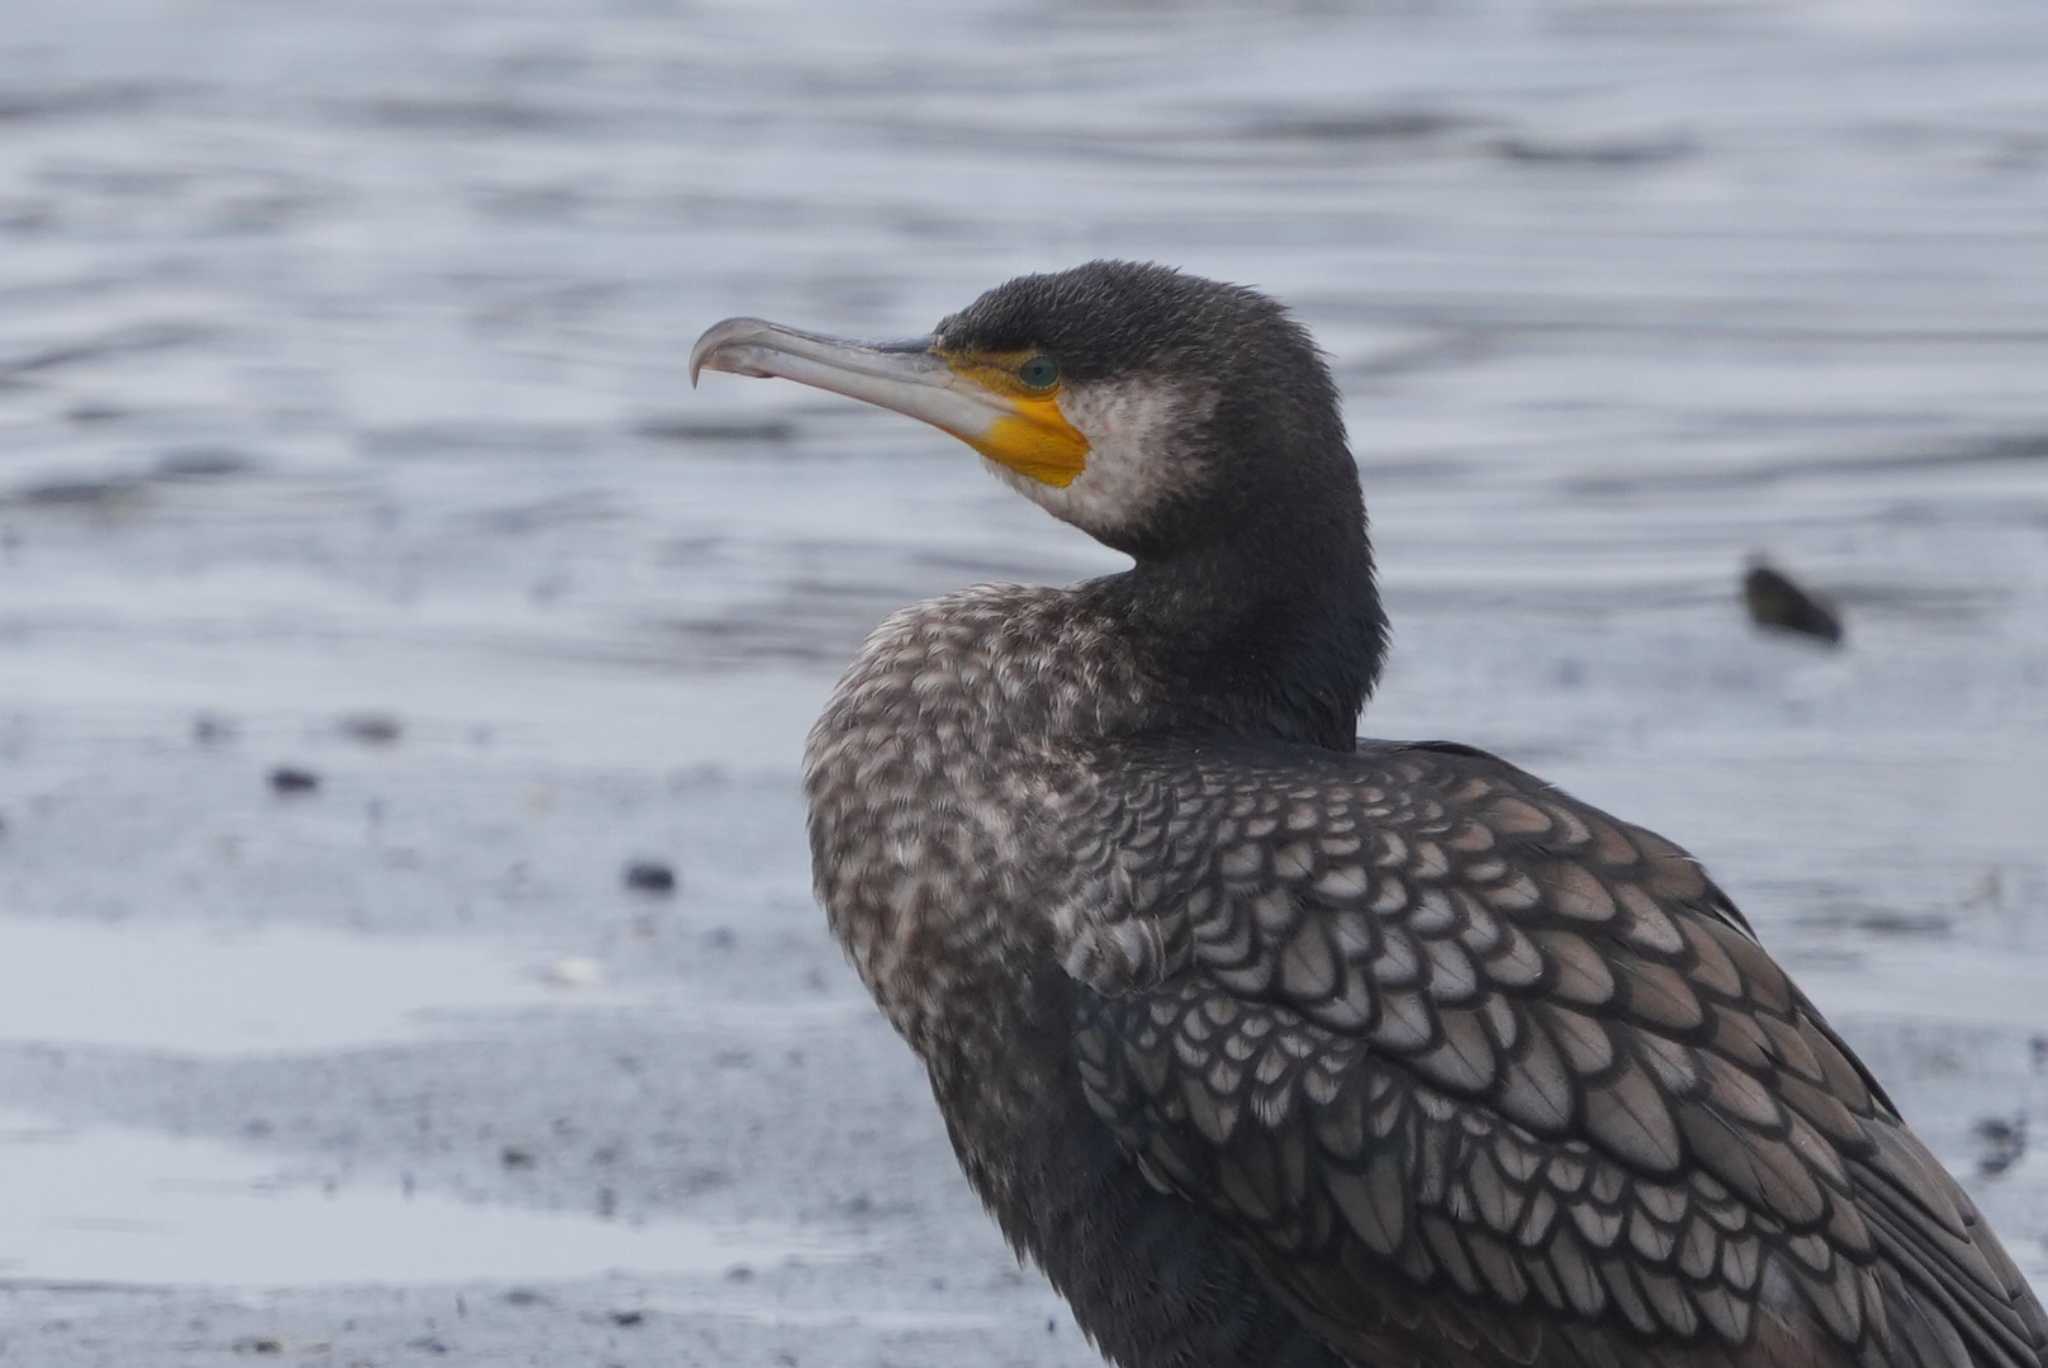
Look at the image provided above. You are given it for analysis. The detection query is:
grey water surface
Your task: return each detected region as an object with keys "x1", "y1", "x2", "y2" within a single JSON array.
[{"x1": 2, "y1": 0, "x2": 2046, "y2": 1363}]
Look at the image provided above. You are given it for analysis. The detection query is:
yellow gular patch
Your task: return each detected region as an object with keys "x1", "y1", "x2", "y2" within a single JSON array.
[{"x1": 942, "y1": 351, "x2": 1090, "y2": 487}]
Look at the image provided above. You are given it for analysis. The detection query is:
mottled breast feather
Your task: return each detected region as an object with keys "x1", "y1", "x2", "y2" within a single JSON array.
[{"x1": 1064, "y1": 738, "x2": 2048, "y2": 1368}]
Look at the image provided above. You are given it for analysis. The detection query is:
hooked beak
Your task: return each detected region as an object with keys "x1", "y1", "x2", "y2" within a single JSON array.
[{"x1": 688, "y1": 317, "x2": 1089, "y2": 487}]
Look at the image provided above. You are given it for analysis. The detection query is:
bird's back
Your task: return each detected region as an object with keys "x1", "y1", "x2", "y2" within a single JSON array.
[{"x1": 1065, "y1": 735, "x2": 2047, "y2": 1368}]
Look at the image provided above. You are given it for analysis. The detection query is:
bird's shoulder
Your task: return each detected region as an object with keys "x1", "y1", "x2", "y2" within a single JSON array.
[{"x1": 1054, "y1": 731, "x2": 1762, "y2": 1007}]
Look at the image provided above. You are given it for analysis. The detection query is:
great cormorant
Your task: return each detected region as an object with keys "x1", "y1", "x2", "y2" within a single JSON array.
[{"x1": 689, "y1": 261, "x2": 2046, "y2": 1368}]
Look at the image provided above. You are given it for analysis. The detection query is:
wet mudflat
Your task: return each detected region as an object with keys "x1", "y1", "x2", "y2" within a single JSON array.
[{"x1": 2, "y1": 0, "x2": 2046, "y2": 1363}]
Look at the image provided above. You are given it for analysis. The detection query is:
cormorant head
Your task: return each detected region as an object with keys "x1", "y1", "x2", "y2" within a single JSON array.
[
  {"x1": 690, "y1": 261, "x2": 1362, "y2": 565},
  {"x1": 694, "y1": 262, "x2": 1386, "y2": 741}
]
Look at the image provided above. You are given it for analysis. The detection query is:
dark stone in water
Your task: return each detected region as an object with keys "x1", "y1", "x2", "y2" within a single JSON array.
[
  {"x1": 1744, "y1": 557, "x2": 1844, "y2": 645},
  {"x1": 268, "y1": 765, "x2": 321, "y2": 795},
  {"x1": 623, "y1": 860, "x2": 677, "y2": 895}
]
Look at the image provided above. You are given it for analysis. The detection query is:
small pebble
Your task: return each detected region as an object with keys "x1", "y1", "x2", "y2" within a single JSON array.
[
  {"x1": 1743, "y1": 557, "x2": 1844, "y2": 645},
  {"x1": 194, "y1": 713, "x2": 238, "y2": 745},
  {"x1": 500, "y1": 1145, "x2": 536, "y2": 1170},
  {"x1": 230, "y1": 1338, "x2": 283, "y2": 1356},
  {"x1": 622, "y1": 860, "x2": 677, "y2": 895},
  {"x1": 608, "y1": 1311, "x2": 645, "y2": 1328},
  {"x1": 268, "y1": 766, "x2": 320, "y2": 795}
]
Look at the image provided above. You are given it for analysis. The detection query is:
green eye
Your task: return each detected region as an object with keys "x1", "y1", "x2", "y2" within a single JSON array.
[{"x1": 1016, "y1": 355, "x2": 1060, "y2": 390}]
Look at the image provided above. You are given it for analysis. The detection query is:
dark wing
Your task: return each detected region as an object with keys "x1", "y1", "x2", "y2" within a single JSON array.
[{"x1": 1060, "y1": 739, "x2": 2047, "y2": 1368}]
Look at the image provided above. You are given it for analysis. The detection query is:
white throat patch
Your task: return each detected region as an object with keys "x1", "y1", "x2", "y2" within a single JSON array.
[{"x1": 982, "y1": 378, "x2": 1215, "y2": 545}]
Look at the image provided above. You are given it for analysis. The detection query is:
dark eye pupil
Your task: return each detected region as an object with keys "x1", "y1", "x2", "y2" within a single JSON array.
[{"x1": 1019, "y1": 356, "x2": 1059, "y2": 389}]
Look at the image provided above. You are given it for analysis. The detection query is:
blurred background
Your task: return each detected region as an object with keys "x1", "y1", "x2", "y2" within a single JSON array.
[{"x1": 1, "y1": 0, "x2": 2044, "y2": 1363}]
